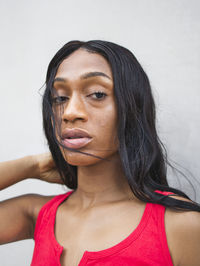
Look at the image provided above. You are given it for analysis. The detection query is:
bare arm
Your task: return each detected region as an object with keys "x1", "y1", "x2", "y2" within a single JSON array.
[
  {"x1": 180, "y1": 211, "x2": 200, "y2": 266},
  {"x1": 0, "y1": 153, "x2": 62, "y2": 245},
  {"x1": 165, "y1": 196, "x2": 200, "y2": 266},
  {"x1": 167, "y1": 210, "x2": 200, "y2": 266},
  {"x1": 0, "y1": 156, "x2": 37, "y2": 190},
  {"x1": 0, "y1": 153, "x2": 63, "y2": 190},
  {"x1": 0, "y1": 194, "x2": 53, "y2": 244}
]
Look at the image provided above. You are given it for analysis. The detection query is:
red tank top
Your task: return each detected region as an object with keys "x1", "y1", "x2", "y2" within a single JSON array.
[{"x1": 31, "y1": 190, "x2": 174, "y2": 266}]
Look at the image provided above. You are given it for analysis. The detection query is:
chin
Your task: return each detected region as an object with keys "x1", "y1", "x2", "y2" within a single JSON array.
[{"x1": 62, "y1": 151, "x2": 102, "y2": 166}]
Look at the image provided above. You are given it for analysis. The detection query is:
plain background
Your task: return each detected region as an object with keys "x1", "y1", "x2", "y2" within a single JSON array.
[{"x1": 0, "y1": 0, "x2": 200, "y2": 265}]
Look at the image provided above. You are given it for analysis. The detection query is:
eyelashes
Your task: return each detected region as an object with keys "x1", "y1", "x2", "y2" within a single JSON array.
[
  {"x1": 52, "y1": 96, "x2": 68, "y2": 104},
  {"x1": 90, "y1": 91, "x2": 107, "y2": 100},
  {"x1": 52, "y1": 91, "x2": 107, "y2": 104}
]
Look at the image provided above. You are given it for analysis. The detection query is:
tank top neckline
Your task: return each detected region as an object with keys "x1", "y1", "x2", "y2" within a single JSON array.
[{"x1": 50, "y1": 190, "x2": 153, "y2": 261}]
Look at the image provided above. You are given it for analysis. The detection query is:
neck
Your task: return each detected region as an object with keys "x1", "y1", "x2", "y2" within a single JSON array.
[{"x1": 74, "y1": 153, "x2": 134, "y2": 209}]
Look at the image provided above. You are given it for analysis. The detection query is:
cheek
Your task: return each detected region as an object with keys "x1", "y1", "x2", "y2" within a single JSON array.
[
  {"x1": 99, "y1": 118, "x2": 117, "y2": 137},
  {"x1": 93, "y1": 108, "x2": 118, "y2": 146}
]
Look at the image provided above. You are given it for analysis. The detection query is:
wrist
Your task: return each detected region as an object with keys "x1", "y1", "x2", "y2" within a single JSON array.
[{"x1": 24, "y1": 155, "x2": 40, "y2": 180}]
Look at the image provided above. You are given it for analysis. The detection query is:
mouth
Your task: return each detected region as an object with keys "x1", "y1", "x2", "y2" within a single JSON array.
[
  {"x1": 61, "y1": 128, "x2": 92, "y2": 149},
  {"x1": 62, "y1": 137, "x2": 92, "y2": 149}
]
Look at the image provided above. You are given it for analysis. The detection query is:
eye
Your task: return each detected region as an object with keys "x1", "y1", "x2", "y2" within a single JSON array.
[
  {"x1": 52, "y1": 96, "x2": 68, "y2": 104},
  {"x1": 89, "y1": 91, "x2": 107, "y2": 100}
]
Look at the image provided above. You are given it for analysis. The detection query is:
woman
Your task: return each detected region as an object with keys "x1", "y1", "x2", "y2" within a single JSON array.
[{"x1": 0, "y1": 40, "x2": 200, "y2": 266}]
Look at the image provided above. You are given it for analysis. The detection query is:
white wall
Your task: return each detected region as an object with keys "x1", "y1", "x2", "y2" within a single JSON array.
[{"x1": 0, "y1": 0, "x2": 199, "y2": 265}]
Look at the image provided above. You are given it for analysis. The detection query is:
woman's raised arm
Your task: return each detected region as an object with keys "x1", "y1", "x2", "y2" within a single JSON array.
[
  {"x1": 0, "y1": 153, "x2": 62, "y2": 245},
  {"x1": 0, "y1": 153, "x2": 63, "y2": 190},
  {"x1": 0, "y1": 156, "x2": 37, "y2": 190}
]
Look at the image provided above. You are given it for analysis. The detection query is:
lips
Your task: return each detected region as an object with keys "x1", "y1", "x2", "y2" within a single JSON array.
[
  {"x1": 61, "y1": 128, "x2": 92, "y2": 149},
  {"x1": 62, "y1": 128, "x2": 92, "y2": 139}
]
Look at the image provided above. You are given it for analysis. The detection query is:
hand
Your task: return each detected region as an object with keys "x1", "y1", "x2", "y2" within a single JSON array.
[{"x1": 33, "y1": 153, "x2": 64, "y2": 184}]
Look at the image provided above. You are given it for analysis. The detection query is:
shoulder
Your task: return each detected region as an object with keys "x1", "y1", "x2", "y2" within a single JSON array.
[
  {"x1": 1, "y1": 193, "x2": 55, "y2": 218},
  {"x1": 164, "y1": 195, "x2": 200, "y2": 266},
  {"x1": 23, "y1": 193, "x2": 56, "y2": 220},
  {"x1": 26, "y1": 194, "x2": 59, "y2": 238},
  {"x1": 13, "y1": 193, "x2": 56, "y2": 231}
]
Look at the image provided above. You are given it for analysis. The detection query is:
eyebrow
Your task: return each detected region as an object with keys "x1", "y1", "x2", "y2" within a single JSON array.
[{"x1": 53, "y1": 71, "x2": 112, "y2": 83}]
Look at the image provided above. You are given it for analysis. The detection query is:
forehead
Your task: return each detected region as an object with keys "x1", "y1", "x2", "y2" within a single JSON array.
[{"x1": 55, "y1": 48, "x2": 113, "y2": 80}]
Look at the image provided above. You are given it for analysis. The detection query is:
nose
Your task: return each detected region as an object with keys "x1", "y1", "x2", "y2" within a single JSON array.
[{"x1": 62, "y1": 93, "x2": 88, "y2": 123}]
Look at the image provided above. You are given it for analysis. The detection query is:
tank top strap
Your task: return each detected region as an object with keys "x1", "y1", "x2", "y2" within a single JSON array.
[
  {"x1": 154, "y1": 190, "x2": 175, "y2": 196},
  {"x1": 151, "y1": 190, "x2": 174, "y2": 266},
  {"x1": 34, "y1": 190, "x2": 74, "y2": 241}
]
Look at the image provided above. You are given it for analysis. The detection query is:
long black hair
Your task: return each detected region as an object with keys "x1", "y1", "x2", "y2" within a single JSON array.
[{"x1": 42, "y1": 40, "x2": 200, "y2": 212}]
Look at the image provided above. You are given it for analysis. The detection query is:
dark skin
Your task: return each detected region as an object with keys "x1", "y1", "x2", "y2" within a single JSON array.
[{"x1": 0, "y1": 49, "x2": 200, "y2": 266}]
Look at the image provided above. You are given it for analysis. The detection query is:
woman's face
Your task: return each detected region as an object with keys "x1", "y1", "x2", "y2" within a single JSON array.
[{"x1": 53, "y1": 48, "x2": 118, "y2": 166}]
